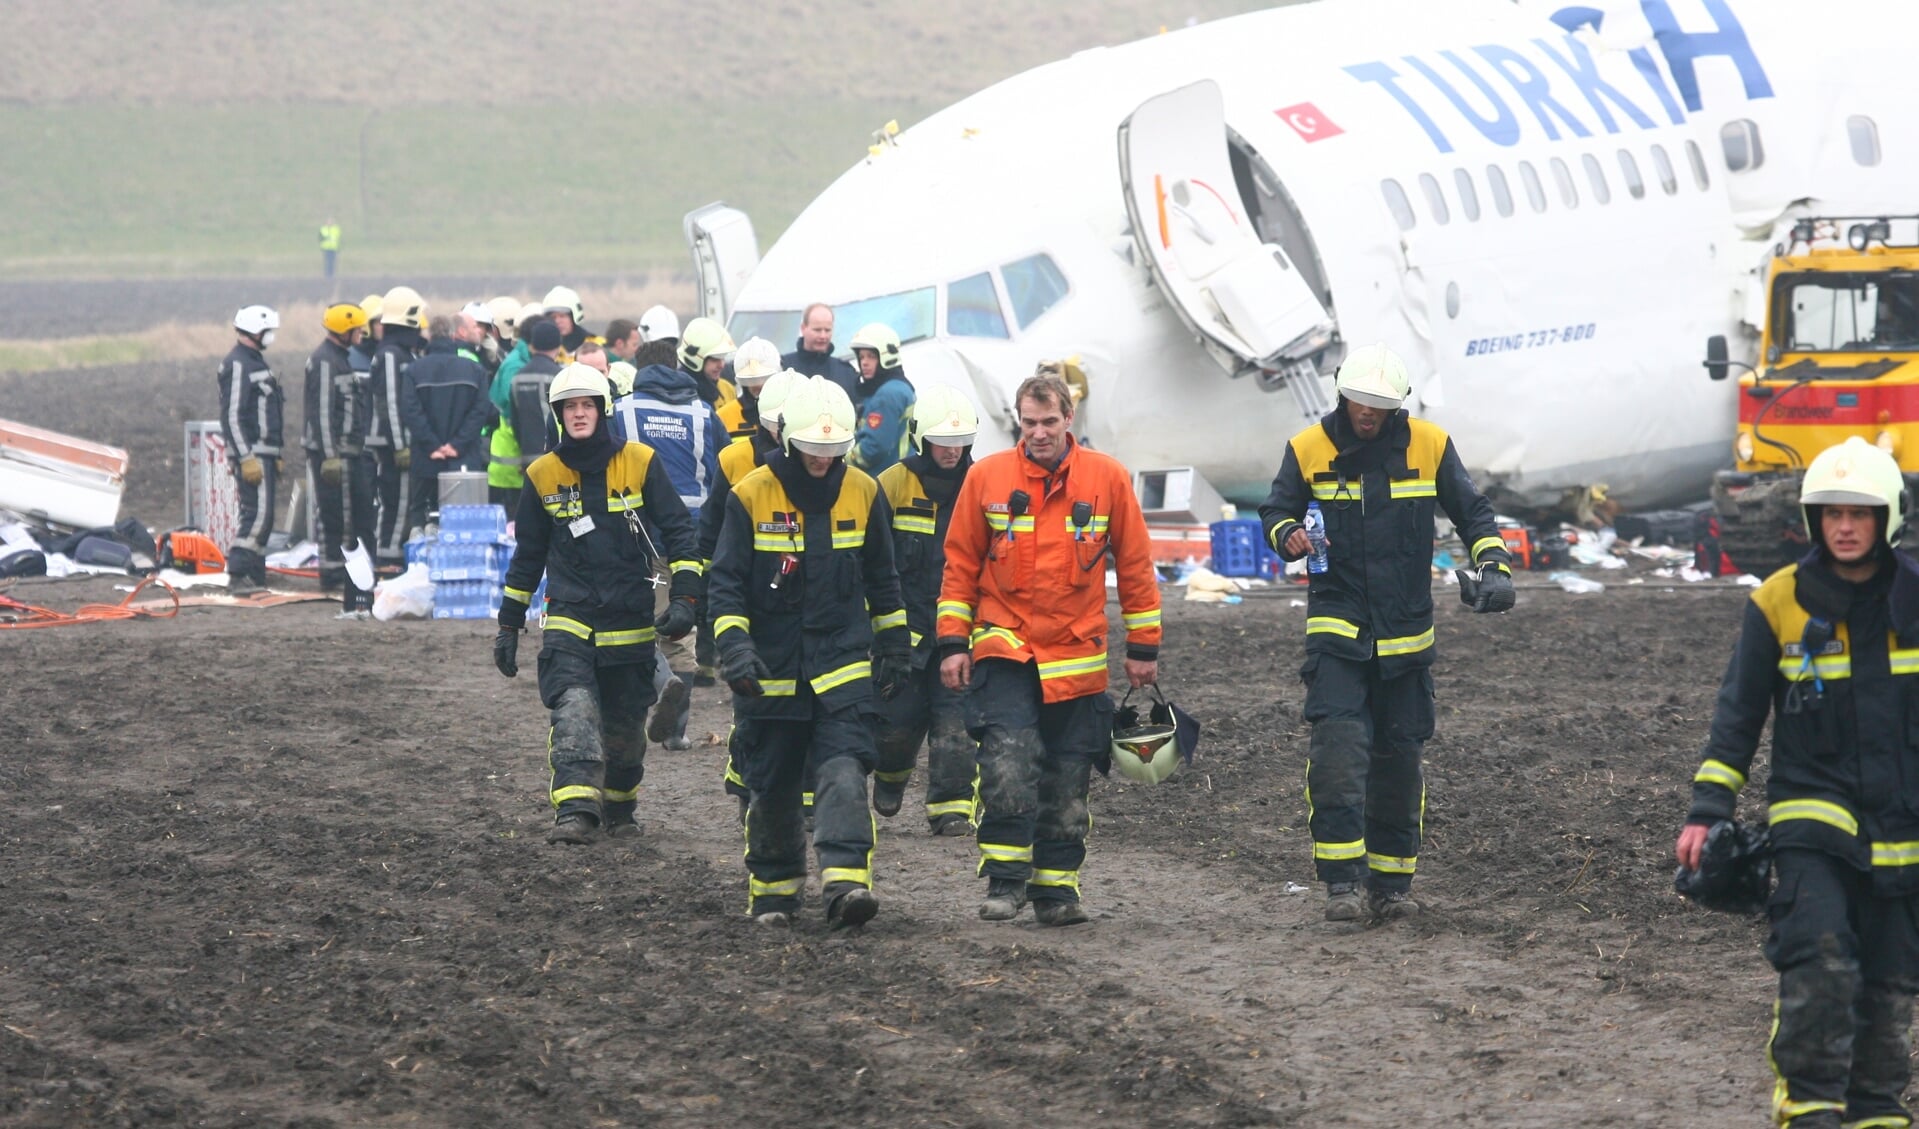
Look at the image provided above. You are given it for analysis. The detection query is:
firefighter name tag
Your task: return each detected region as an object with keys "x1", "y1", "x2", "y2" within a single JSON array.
[{"x1": 568, "y1": 515, "x2": 596, "y2": 538}]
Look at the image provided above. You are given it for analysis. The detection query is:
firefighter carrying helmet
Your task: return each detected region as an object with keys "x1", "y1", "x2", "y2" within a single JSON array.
[
  {"x1": 756, "y1": 369, "x2": 803, "y2": 431},
  {"x1": 678, "y1": 317, "x2": 736, "y2": 372},
  {"x1": 322, "y1": 303, "x2": 368, "y2": 336},
  {"x1": 732, "y1": 336, "x2": 782, "y2": 387},
  {"x1": 911, "y1": 384, "x2": 978, "y2": 451},
  {"x1": 547, "y1": 362, "x2": 612, "y2": 416},
  {"x1": 235, "y1": 305, "x2": 279, "y2": 336},
  {"x1": 1673, "y1": 819, "x2": 1771, "y2": 915},
  {"x1": 1334, "y1": 343, "x2": 1411, "y2": 411},
  {"x1": 1800, "y1": 436, "x2": 1907, "y2": 545},
  {"x1": 380, "y1": 285, "x2": 427, "y2": 329},
  {"x1": 782, "y1": 376, "x2": 856, "y2": 458},
  {"x1": 1108, "y1": 685, "x2": 1200, "y2": 785},
  {"x1": 849, "y1": 322, "x2": 903, "y2": 370},
  {"x1": 640, "y1": 304, "x2": 681, "y2": 343},
  {"x1": 542, "y1": 285, "x2": 584, "y2": 323}
]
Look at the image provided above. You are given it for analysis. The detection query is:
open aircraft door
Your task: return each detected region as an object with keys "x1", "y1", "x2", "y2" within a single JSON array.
[
  {"x1": 682, "y1": 203, "x2": 760, "y2": 324},
  {"x1": 1119, "y1": 80, "x2": 1336, "y2": 412}
]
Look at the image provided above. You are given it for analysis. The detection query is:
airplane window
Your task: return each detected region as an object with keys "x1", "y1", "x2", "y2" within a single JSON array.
[
  {"x1": 1484, "y1": 165, "x2": 1514, "y2": 217},
  {"x1": 834, "y1": 288, "x2": 937, "y2": 348},
  {"x1": 1418, "y1": 173, "x2": 1450, "y2": 225},
  {"x1": 1849, "y1": 116, "x2": 1881, "y2": 167},
  {"x1": 1617, "y1": 149, "x2": 1646, "y2": 199},
  {"x1": 1721, "y1": 119, "x2": 1765, "y2": 173},
  {"x1": 1380, "y1": 179, "x2": 1416, "y2": 231},
  {"x1": 1001, "y1": 253, "x2": 1070, "y2": 330},
  {"x1": 1517, "y1": 161, "x2": 1547, "y2": 213},
  {"x1": 729, "y1": 309, "x2": 801, "y2": 349},
  {"x1": 1581, "y1": 154, "x2": 1612, "y2": 204},
  {"x1": 1650, "y1": 144, "x2": 1679, "y2": 195},
  {"x1": 1685, "y1": 140, "x2": 1711, "y2": 190},
  {"x1": 1452, "y1": 169, "x2": 1480, "y2": 222},
  {"x1": 1549, "y1": 158, "x2": 1579, "y2": 208},
  {"x1": 946, "y1": 272, "x2": 1009, "y2": 339}
]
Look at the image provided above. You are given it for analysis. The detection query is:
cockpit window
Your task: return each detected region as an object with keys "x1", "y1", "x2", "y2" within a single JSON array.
[
  {"x1": 833, "y1": 288, "x2": 937, "y2": 348},
  {"x1": 946, "y1": 272, "x2": 1009, "y2": 339},
  {"x1": 729, "y1": 309, "x2": 801, "y2": 349},
  {"x1": 1001, "y1": 254, "x2": 1069, "y2": 330},
  {"x1": 1779, "y1": 272, "x2": 1919, "y2": 352}
]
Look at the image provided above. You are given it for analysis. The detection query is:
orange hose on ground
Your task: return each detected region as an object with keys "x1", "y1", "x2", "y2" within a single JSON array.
[{"x1": 0, "y1": 575, "x2": 181, "y2": 629}]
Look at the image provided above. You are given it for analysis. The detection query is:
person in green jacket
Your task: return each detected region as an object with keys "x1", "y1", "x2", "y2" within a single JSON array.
[{"x1": 486, "y1": 312, "x2": 543, "y2": 507}]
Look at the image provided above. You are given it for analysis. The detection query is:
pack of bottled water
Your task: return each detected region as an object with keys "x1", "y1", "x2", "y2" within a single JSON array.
[{"x1": 429, "y1": 504, "x2": 513, "y2": 620}]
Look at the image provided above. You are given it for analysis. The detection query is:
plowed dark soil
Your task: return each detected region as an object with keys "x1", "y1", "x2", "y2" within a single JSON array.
[{"x1": 1, "y1": 356, "x2": 1787, "y2": 1127}]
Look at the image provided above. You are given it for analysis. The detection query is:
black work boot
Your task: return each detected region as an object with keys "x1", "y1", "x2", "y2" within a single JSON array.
[
  {"x1": 646, "y1": 676, "x2": 689, "y2": 745},
  {"x1": 873, "y1": 777, "x2": 907, "y2": 817},
  {"x1": 603, "y1": 809, "x2": 641, "y2": 840},
  {"x1": 546, "y1": 812, "x2": 598, "y2": 845},
  {"x1": 825, "y1": 884, "x2": 879, "y2": 929},
  {"x1": 929, "y1": 813, "x2": 973, "y2": 837},
  {"x1": 1368, "y1": 887, "x2": 1420, "y2": 922},
  {"x1": 1324, "y1": 881, "x2": 1362, "y2": 922},
  {"x1": 980, "y1": 877, "x2": 1027, "y2": 921},
  {"x1": 1033, "y1": 899, "x2": 1090, "y2": 927}
]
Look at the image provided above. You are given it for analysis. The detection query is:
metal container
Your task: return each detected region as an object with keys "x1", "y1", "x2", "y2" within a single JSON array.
[{"x1": 438, "y1": 471, "x2": 488, "y2": 509}]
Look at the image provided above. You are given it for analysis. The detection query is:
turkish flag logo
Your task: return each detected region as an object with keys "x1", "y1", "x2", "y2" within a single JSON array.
[{"x1": 1276, "y1": 102, "x2": 1343, "y2": 143}]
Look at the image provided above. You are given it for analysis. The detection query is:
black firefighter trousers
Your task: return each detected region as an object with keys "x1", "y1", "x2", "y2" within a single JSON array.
[
  {"x1": 1764, "y1": 848, "x2": 1919, "y2": 1128},
  {"x1": 228, "y1": 455, "x2": 278, "y2": 585},
  {"x1": 306, "y1": 451, "x2": 375, "y2": 611},
  {"x1": 370, "y1": 445, "x2": 411, "y2": 564},
  {"x1": 965, "y1": 658, "x2": 1110, "y2": 905},
  {"x1": 736, "y1": 702, "x2": 877, "y2": 918},
  {"x1": 872, "y1": 660, "x2": 978, "y2": 829},
  {"x1": 1301, "y1": 653, "x2": 1434, "y2": 895},
  {"x1": 537, "y1": 639, "x2": 658, "y2": 828}
]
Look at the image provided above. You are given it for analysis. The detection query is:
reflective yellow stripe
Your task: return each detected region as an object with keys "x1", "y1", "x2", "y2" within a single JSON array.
[
  {"x1": 871, "y1": 608, "x2": 907, "y2": 632},
  {"x1": 1123, "y1": 608, "x2": 1161, "y2": 630},
  {"x1": 545, "y1": 616, "x2": 591, "y2": 640},
  {"x1": 1306, "y1": 617, "x2": 1360, "y2": 639},
  {"x1": 714, "y1": 615, "x2": 750, "y2": 638},
  {"x1": 984, "y1": 514, "x2": 1036, "y2": 533},
  {"x1": 1470, "y1": 536, "x2": 1506, "y2": 563},
  {"x1": 874, "y1": 768, "x2": 912, "y2": 784},
  {"x1": 1768, "y1": 799, "x2": 1859, "y2": 837},
  {"x1": 504, "y1": 585, "x2": 534, "y2": 603},
  {"x1": 1779, "y1": 655, "x2": 1851, "y2": 681},
  {"x1": 1038, "y1": 652, "x2": 1108, "y2": 681},
  {"x1": 724, "y1": 760, "x2": 744, "y2": 787},
  {"x1": 1367, "y1": 852, "x2": 1417, "y2": 875},
  {"x1": 1030, "y1": 868, "x2": 1080, "y2": 891},
  {"x1": 750, "y1": 876, "x2": 804, "y2": 898},
  {"x1": 820, "y1": 866, "x2": 871, "y2": 888},
  {"x1": 938, "y1": 600, "x2": 974, "y2": 623},
  {"x1": 603, "y1": 784, "x2": 638, "y2": 802},
  {"x1": 971, "y1": 626, "x2": 1024, "y2": 650},
  {"x1": 1871, "y1": 841, "x2": 1919, "y2": 868},
  {"x1": 1843, "y1": 1117, "x2": 1914, "y2": 1128},
  {"x1": 543, "y1": 500, "x2": 582, "y2": 518},
  {"x1": 831, "y1": 530, "x2": 866, "y2": 549},
  {"x1": 1063, "y1": 516, "x2": 1110, "y2": 534},
  {"x1": 1890, "y1": 648, "x2": 1919, "y2": 675},
  {"x1": 595, "y1": 627, "x2": 655, "y2": 646},
  {"x1": 761, "y1": 679, "x2": 798, "y2": 696},
  {"x1": 1314, "y1": 839, "x2": 1366, "y2": 861},
  {"x1": 671, "y1": 559, "x2": 704, "y2": 575},
  {"x1": 979, "y1": 842, "x2": 1034, "y2": 864},
  {"x1": 607, "y1": 495, "x2": 643, "y2": 513},
  {"x1": 810, "y1": 661, "x2": 870, "y2": 695},
  {"x1": 1388, "y1": 479, "x2": 1436, "y2": 499},
  {"x1": 893, "y1": 514, "x2": 936, "y2": 535},
  {"x1": 910, "y1": 630, "x2": 923, "y2": 648},
  {"x1": 926, "y1": 798, "x2": 975, "y2": 819},
  {"x1": 1376, "y1": 627, "x2": 1435, "y2": 657},
  {"x1": 1768, "y1": 1000, "x2": 1848, "y2": 1125},
  {"x1": 752, "y1": 535, "x2": 802, "y2": 552},
  {"x1": 551, "y1": 784, "x2": 600, "y2": 805},
  {"x1": 1310, "y1": 481, "x2": 1360, "y2": 502},
  {"x1": 1694, "y1": 759, "x2": 1748, "y2": 792}
]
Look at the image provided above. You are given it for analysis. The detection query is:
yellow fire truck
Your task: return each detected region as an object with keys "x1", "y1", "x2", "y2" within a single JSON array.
[{"x1": 1704, "y1": 215, "x2": 1919, "y2": 572}]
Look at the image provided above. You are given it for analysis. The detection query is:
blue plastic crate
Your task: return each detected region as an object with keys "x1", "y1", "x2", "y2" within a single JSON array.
[{"x1": 1209, "y1": 519, "x2": 1281, "y2": 579}]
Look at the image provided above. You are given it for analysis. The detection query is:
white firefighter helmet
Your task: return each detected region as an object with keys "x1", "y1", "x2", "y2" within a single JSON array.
[
  {"x1": 911, "y1": 384, "x2": 979, "y2": 451},
  {"x1": 234, "y1": 305, "x2": 280, "y2": 336},
  {"x1": 460, "y1": 300, "x2": 494, "y2": 326},
  {"x1": 607, "y1": 360, "x2": 638, "y2": 398},
  {"x1": 1110, "y1": 719, "x2": 1181, "y2": 785},
  {"x1": 1333, "y1": 343, "x2": 1411, "y2": 410},
  {"x1": 756, "y1": 369, "x2": 803, "y2": 431},
  {"x1": 849, "y1": 322, "x2": 903, "y2": 370},
  {"x1": 732, "y1": 336, "x2": 782, "y2": 387},
  {"x1": 486, "y1": 296, "x2": 521, "y2": 337},
  {"x1": 782, "y1": 376, "x2": 857, "y2": 458},
  {"x1": 639, "y1": 304, "x2": 681, "y2": 343},
  {"x1": 678, "y1": 317, "x2": 736, "y2": 372},
  {"x1": 1801, "y1": 436, "x2": 1907, "y2": 544},
  {"x1": 380, "y1": 285, "x2": 428, "y2": 329},
  {"x1": 542, "y1": 285, "x2": 584, "y2": 323},
  {"x1": 547, "y1": 362, "x2": 612, "y2": 415}
]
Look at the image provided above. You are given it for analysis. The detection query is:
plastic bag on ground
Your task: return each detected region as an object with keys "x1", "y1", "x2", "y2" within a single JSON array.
[
  {"x1": 372, "y1": 562, "x2": 435, "y2": 621},
  {"x1": 1549, "y1": 571, "x2": 1605, "y2": 594}
]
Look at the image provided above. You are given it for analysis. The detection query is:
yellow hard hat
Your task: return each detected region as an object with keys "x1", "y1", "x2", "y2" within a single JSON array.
[
  {"x1": 380, "y1": 285, "x2": 427, "y2": 329},
  {"x1": 677, "y1": 317, "x2": 736, "y2": 372},
  {"x1": 322, "y1": 302, "x2": 369, "y2": 336},
  {"x1": 849, "y1": 322, "x2": 903, "y2": 370},
  {"x1": 911, "y1": 384, "x2": 979, "y2": 451},
  {"x1": 782, "y1": 376, "x2": 857, "y2": 458}
]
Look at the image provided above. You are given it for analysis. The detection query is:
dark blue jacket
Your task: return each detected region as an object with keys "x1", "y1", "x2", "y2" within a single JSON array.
[
  {"x1": 400, "y1": 338, "x2": 493, "y2": 474},
  {"x1": 610, "y1": 363, "x2": 728, "y2": 519}
]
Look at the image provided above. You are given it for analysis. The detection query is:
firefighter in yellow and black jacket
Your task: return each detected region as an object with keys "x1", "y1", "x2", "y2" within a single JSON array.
[
  {"x1": 1259, "y1": 344, "x2": 1512, "y2": 924},
  {"x1": 872, "y1": 384, "x2": 980, "y2": 836},
  {"x1": 707, "y1": 375, "x2": 911, "y2": 928},
  {"x1": 493, "y1": 364, "x2": 702, "y2": 845},
  {"x1": 1679, "y1": 437, "x2": 1919, "y2": 1129}
]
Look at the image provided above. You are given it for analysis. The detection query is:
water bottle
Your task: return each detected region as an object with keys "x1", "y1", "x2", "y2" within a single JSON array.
[{"x1": 1304, "y1": 501, "x2": 1329, "y2": 575}]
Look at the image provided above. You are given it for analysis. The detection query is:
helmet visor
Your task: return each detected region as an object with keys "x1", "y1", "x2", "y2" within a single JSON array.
[
  {"x1": 790, "y1": 436, "x2": 853, "y2": 458},
  {"x1": 1341, "y1": 387, "x2": 1404, "y2": 410},
  {"x1": 923, "y1": 432, "x2": 976, "y2": 449},
  {"x1": 1801, "y1": 488, "x2": 1888, "y2": 508}
]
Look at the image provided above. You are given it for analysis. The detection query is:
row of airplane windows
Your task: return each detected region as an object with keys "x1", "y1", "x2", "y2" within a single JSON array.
[{"x1": 1381, "y1": 116, "x2": 1883, "y2": 231}]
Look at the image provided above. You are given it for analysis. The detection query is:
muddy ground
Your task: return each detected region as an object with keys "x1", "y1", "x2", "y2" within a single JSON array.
[{"x1": 2, "y1": 352, "x2": 1798, "y2": 1127}]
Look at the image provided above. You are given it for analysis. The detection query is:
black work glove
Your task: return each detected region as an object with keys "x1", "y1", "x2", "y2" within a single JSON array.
[
  {"x1": 493, "y1": 627, "x2": 519, "y2": 678},
  {"x1": 655, "y1": 597, "x2": 698, "y2": 641},
  {"x1": 1469, "y1": 564, "x2": 1515, "y2": 614},
  {"x1": 873, "y1": 651, "x2": 912, "y2": 700},
  {"x1": 720, "y1": 645, "x2": 771, "y2": 697}
]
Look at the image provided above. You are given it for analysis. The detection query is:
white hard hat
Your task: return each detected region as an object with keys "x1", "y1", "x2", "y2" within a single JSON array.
[
  {"x1": 1333, "y1": 343, "x2": 1411, "y2": 411},
  {"x1": 1801, "y1": 436, "x2": 1907, "y2": 543},
  {"x1": 542, "y1": 285, "x2": 584, "y2": 323},
  {"x1": 460, "y1": 300, "x2": 495, "y2": 326},
  {"x1": 640, "y1": 304, "x2": 681, "y2": 343},
  {"x1": 849, "y1": 322, "x2": 903, "y2": 370},
  {"x1": 911, "y1": 384, "x2": 978, "y2": 450},
  {"x1": 678, "y1": 318, "x2": 736, "y2": 371},
  {"x1": 486, "y1": 296, "x2": 521, "y2": 336},
  {"x1": 782, "y1": 376, "x2": 857, "y2": 458},
  {"x1": 547, "y1": 362, "x2": 612, "y2": 409},
  {"x1": 757, "y1": 369, "x2": 803, "y2": 430},
  {"x1": 607, "y1": 360, "x2": 638, "y2": 398},
  {"x1": 234, "y1": 305, "x2": 280, "y2": 335},
  {"x1": 732, "y1": 337, "x2": 782, "y2": 387},
  {"x1": 380, "y1": 285, "x2": 427, "y2": 329}
]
